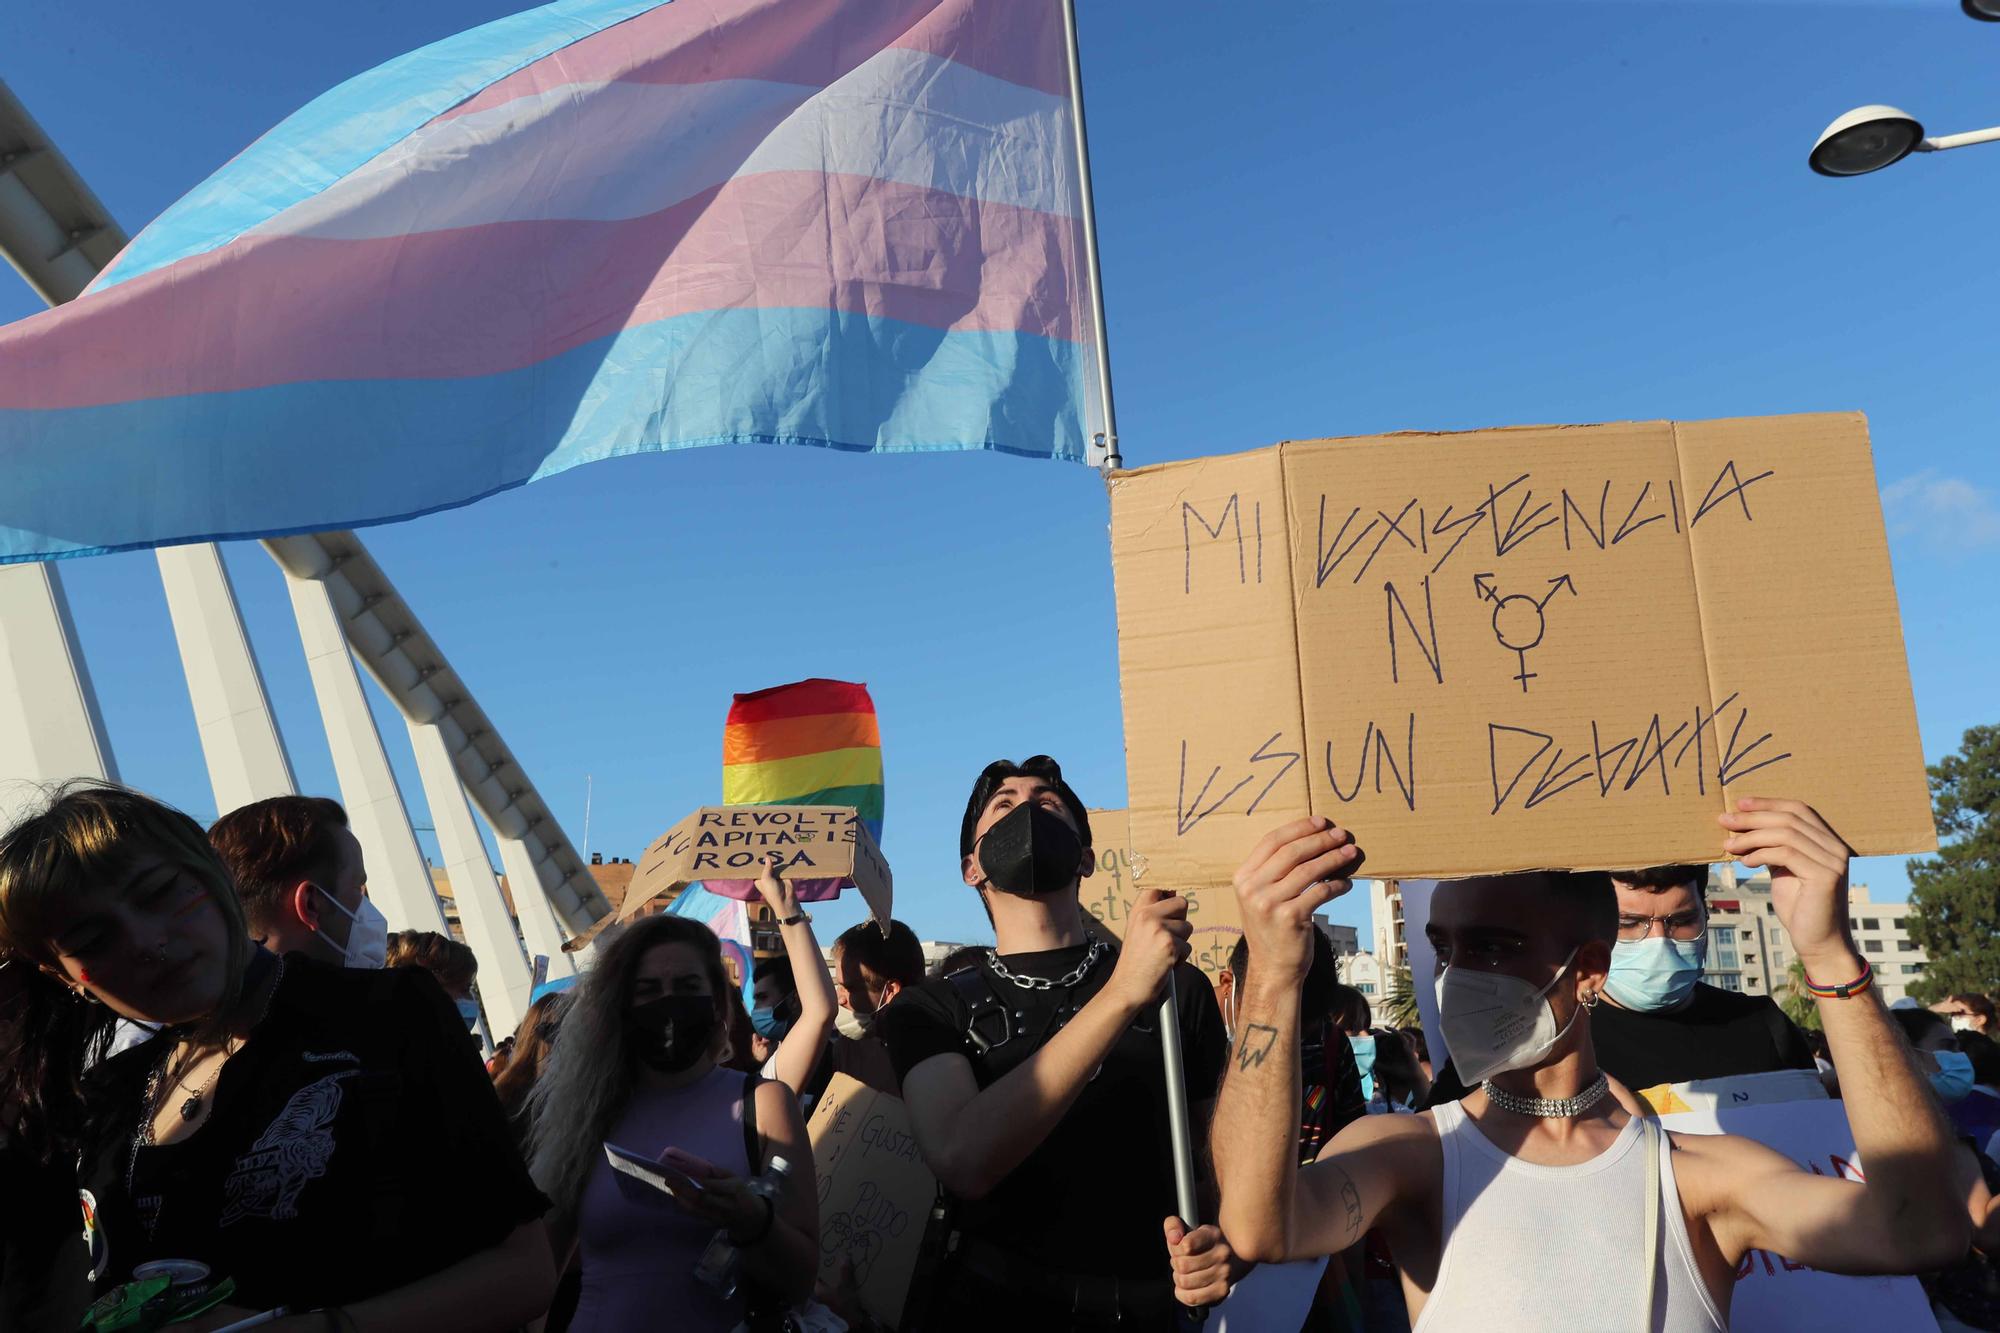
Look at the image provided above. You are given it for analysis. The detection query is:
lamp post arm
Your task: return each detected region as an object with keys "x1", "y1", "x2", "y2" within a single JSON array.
[{"x1": 1919, "y1": 124, "x2": 2000, "y2": 152}]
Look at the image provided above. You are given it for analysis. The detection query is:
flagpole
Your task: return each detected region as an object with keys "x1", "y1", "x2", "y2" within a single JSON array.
[
  {"x1": 1061, "y1": 0, "x2": 1122, "y2": 475},
  {"x1": 1064, "y1": 3, "x2": 1206, "y2": 1305}
]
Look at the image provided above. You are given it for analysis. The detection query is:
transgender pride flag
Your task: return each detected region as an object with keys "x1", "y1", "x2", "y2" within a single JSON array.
[{"x1": 0, "y1": 0, "x2": 1093, "y2": 563}]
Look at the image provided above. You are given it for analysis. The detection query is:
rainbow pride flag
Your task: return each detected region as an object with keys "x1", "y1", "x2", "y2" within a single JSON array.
[
  {"x1": 0, "y1": 0, "x2": 1092, "y2": 562},
  {"x1": 723, "y1": 678, "x2": 884, "y2": 843}
]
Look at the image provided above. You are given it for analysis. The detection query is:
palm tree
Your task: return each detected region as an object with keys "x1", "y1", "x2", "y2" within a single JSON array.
[
  {"x1": 1383, "y1": 964, "x2": 1420, "y2": 1028},
  {"x1": 1780, "y1": 957, "x2": 1824, "y2": 1032}
]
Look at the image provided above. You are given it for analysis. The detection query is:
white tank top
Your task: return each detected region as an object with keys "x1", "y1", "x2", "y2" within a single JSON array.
[{"x1": 1414, "y1": 1101, "x2": 1727, "y2": 1333}]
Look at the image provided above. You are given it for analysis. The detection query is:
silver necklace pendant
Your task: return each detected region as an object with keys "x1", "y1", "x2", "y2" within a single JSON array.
[{"x1": 1480, "y1": 1071, "x2": 1611, "y2": 1118}]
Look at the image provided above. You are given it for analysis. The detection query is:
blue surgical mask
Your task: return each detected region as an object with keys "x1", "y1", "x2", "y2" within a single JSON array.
[
  {"x1": 750, "y1": 1005, "x2": 790, "y2": 1040},
  {"x1": 1604, "y1": 936, "x2": 1706, "y2": 1012},
  {"x1": 1931, "y1": 1049, "x2": 1976, "y2": 1105},
  {"x1": 1348, "y1": 1033, "x2": 1378, "y2": 1102},
  {"x1": 454, "y1": 997, "x2": 482, "y2": 1031}
]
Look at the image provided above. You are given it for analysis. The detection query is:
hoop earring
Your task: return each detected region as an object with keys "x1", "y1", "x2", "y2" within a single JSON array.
[{"x1": 1580, "y1": 989, "x2": 1601, "y2": 1010}]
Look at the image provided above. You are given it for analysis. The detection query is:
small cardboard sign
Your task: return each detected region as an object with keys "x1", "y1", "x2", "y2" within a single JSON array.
[
  {"x1": 808, "y1": 1073, "x2": 937, "y2": 1330},
  {"x1": 619, "y1": 805, "x2": 892, "y2": 930},
  {"x1": 1081, "y1": 808, "x2": 1245, "y2": 984},
  {"x1": 1110, "y1": 413, "x2": 1936, "y2": 886}
]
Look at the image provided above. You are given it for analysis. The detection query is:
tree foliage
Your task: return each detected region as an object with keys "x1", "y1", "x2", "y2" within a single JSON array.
[
  {"x1": 1780, "y1": 957, "x2": 1823, "y2": 1033},
  {"x1": 1905, "y1": 724, "x2": 2000, "y2": 1004},
  {"x1": 1383, "y1": 964, "x2": 1420, "y2": 1028}
]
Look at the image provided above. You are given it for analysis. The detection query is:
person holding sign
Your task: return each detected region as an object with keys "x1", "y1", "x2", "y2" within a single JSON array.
[
  {"x1": 872, "y1": 757, "x2": 1232, "y2": 1331},
  {"x1": 1211, "y1": 799, "x2": 1967, "y2": 1330}
]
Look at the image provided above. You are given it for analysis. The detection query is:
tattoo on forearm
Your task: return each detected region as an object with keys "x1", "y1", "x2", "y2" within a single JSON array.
[{"x1": 1236, "y1": 1024, "x2": 1279, "y2": 1072}]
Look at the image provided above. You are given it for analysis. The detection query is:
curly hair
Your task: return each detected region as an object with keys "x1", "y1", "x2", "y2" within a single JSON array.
[
  {"x1": 525, "y1": 915, "x2": 732, "y2": 1224},
  {"x1": 386, "y1": 929, "x2": 478, "y2": 996}
]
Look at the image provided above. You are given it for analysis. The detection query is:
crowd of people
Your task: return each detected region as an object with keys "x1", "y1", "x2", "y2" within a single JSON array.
[{"x1": 0, "y1": 760, "x2": 1990, "y2": 1331}]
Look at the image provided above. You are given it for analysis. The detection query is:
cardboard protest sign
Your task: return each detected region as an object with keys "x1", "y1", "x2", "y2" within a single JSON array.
[
  {"x1": 808, "y1": 1073, "x2": 937, "y2": 1330},
  {"x1": 619, "y1": 805, "x2": 891, "y2": 928},
  {"x1": 1082, "y1": 808, "x2": 1245, "y2": 983},
  {"x1": 1110, "y1": 413, "x2": 1935, "y2": 886},
  {"x1": 1654, "y1": 1098, "x2": 1935, "y2": 1330}
]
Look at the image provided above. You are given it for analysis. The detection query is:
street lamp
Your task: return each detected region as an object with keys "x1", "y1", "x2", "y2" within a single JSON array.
[{"x1": 1810, "y1": 104, "x2": 2000, "y2": 176}]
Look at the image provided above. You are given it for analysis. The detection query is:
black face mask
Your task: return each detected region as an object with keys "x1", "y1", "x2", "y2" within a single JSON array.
[
  {"x1": 976, "y1": 803, "x2": 1084, "y2": 898},
  {"x1": 628, "y1": 994, "x2": 718, "y2": 1073}
]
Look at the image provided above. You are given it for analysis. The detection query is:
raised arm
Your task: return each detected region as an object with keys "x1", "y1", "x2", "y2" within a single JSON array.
[
  {"x1": 898, "y1": 889, "x2": 1190, "y2": 1200},
  {"x1": 1214, "y1": 817, "x2": 1389, "y2": 1263},
  {"x1": 754, "y1": 856, "x2": 837, "y2": 1095},
  {"x1": 1691, "y1": 798, "x2": 1968, "y2": 1273}
]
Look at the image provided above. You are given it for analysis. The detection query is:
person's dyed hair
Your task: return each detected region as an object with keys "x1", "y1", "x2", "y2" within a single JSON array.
[
  {"x1": 526, "y1": 914, "x2": 733, "y2": 1222},
  {"x1": 959, "y1": 755, "x2": 1092, "y2": 858},
  {"x1": 386, "y1": 929, "x2": 478, "y2": 997}
]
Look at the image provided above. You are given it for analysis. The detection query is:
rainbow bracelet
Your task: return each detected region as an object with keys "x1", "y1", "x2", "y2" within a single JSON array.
[{"x1": 1801, "y1": 958, "x2": 1874, "y2": 1000}]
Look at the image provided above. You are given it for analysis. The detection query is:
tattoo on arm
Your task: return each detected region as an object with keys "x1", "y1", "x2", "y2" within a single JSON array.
[
  {"x1": 1235, "y1": 1024, "x2": 1279, "y2": 1072},
  {"x1": 1336, "y1": 1168, "x2": 1363, "y2": 1242}
]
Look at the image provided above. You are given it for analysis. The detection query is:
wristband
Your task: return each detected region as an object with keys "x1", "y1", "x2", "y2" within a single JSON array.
[
  {"x1": 778, "y1": 912, "x2": 809, "y2": 928},
  {"x1": 729, "y1": 1194, "x2": 777, "y2": 1247},
  {"x1": 1801, "y1": 957, "x2": 1873, "y2": 999}
]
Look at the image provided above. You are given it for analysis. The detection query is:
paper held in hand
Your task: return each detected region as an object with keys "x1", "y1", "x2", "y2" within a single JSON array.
[
  {"x1": 618, "y1": 805, "x2": 892, "y2": 930},
  {"x1": 1081, "y1": 808, "x2": 1246, "y2": 984},
  {"x1": 1110, "y1": 412, "x2": 1936, "y2": 886}
]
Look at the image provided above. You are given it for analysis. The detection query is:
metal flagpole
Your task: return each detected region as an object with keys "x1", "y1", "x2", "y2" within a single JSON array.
[
  {"x1": 1061, "y1": 0, "x2": 1122, "y2": 475},
  {"x1": 1063, "y1": 2, "x2": 1211, "y2": 1316}
]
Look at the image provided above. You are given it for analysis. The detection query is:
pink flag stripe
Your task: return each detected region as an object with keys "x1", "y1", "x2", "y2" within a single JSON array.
[
  {"x1": 0, "y1": 172, "x2": 1083, "y2": 411},
  {"x1": 443, "y1": 0, "x2": 1065, "y2": 126},
  {"x1": 257, "y1": 51, "x2": 1072, "y2": 245}
]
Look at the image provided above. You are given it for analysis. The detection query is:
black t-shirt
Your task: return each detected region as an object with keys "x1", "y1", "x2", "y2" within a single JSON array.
[
  {"x1": 874, "y1": 945, "x2": 1227, "y2": 1282},
  {"x1": 0, "y1": 1137, "x2": 91, "y2": 1331},
  {"x1": 76, "y1": 955, "x2": 548, "y2": 1312},
  {"x1": 1426, "y1": 983, "x2": 1815, "y2": 1104}
]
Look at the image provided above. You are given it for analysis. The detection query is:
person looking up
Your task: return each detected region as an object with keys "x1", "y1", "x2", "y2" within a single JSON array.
[
  {"x1": 829, "y1": 917, "x2": 925, "y2": 1095},
  {"x1": 1207, "y1": 800, "x2": 1967, "y2": 1329},
  {"x1": 1424, "y1": 863, "x2": 1814, "y2": 1104},
  {"x1": 0, "y1": 783, "x2": 554, "y2": 1327},
  {"x1": 872, "y1": 756, "x2": 1231, "y2": 1330},
  {"x1": 526, "y1": 914, "x2": 818, "y2": 1332},
  {"x1": 207, "y1": 796, "x2": 385, "y2": 970},
  {"x1": 386, "y1": 928, "x2": 484, "y2": 1033}
]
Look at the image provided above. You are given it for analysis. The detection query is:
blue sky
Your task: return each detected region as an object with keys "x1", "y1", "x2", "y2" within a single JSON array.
[{"x1": 3, "y1": 0, "x2": 1995, "y2": 949}]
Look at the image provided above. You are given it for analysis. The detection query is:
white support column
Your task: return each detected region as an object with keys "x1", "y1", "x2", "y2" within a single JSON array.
[
  {"x1": 284, "y1": 570, "x2": 447, "y2": 936},
  {"x1": 0, "y1": 563, "x2": 117, "y2": 828},
  {"x1": 156, "y1": 543, "x2": 296, "y2": 815},
  {"x1": 409, "y1": 720, "x2": 531, "y2": 1035},
  {"x1": 496, "y1": 837, "x2": 577, "y2": 985}
]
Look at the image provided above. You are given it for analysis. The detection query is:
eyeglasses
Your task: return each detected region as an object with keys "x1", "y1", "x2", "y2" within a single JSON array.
[{"x1": 1615, "y1": 913, "x2": 1705, "y2": 943}]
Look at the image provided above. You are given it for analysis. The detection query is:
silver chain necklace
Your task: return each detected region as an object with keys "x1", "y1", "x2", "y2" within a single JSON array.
[
  {"x1": 984, "y1": 932, "x2": 1107, "y2": 991},
  {"x1": 1480, "y1": 1071, "x2": 1610, "y2": 1118},
  {"x1": 127, "y1": 954, "x2": 286, "y2": 1212}
]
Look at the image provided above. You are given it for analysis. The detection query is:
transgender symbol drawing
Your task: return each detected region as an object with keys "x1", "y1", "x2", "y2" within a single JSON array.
[{"x1": 1473, "y1": 572, "x2": 1577, "y2": 692}]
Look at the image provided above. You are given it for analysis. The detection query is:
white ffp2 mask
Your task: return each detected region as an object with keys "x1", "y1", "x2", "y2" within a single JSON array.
[
  {"x1": 313, "y1": 887, "x2": 389, "y2": 970},
  {"x1": 1435, "y1": 948, "x2": 1581, "y2": 1084}
]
